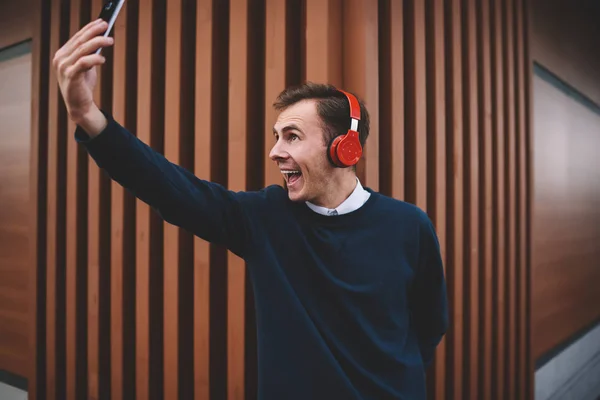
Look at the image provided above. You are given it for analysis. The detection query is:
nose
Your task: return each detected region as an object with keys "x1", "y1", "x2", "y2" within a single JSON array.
[{"x1": 269, "y1": 139, "x2": 288, "y2": 162}]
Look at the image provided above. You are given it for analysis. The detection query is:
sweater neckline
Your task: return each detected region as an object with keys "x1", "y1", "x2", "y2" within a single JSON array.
[{"x1": 291, "y1": 187, "x2": 380, "y2": 226}]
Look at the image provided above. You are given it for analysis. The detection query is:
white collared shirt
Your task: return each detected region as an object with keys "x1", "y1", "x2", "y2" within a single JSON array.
[{"x1": 305, "y1": 178, "x2": 371, "y2": 216}]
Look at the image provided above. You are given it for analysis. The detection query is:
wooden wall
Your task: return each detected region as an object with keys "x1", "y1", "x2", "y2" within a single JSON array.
[
  {"x1": 28, "y1": 0, "x2": 532, "y2": 399},
  {"x1": 530, "y1": 0, "x2": 600, "y2": 362},
  {"x1": 0, "y1": 0, "x2": 34, "y2": 50},
  {"x1": 531, "y1": 71, "x2": 600, "y2": 362},
  {"x1": 0, "y1": 44, "x2": 32, "y2": 379},
  {"x1": 0, "y1": 0, "x2": 35, "y2": 383}
]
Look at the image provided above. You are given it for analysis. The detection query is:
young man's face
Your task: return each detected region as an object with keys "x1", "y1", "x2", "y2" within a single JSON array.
[{"x1": 270, "y1": 99, "x2": 334, "y2": 203}]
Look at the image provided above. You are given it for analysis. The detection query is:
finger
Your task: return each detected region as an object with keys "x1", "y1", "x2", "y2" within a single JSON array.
[
  {"x1": 58, "y1": 20, "x2": 108, "y2": 61},
  {"x1": 59, "y1": 36, "x2": 113, "y2": 74},
  {"x1": 71, "y1": 19, "x2": 105, "y2": 45},
  {"x1": 65, "y1": 53, "x2": 106, "y2": 79}
]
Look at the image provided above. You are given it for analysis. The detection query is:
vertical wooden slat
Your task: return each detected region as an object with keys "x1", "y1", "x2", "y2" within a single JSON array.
[
  {"x1": 136, "y1": 1, "x2": 166, "y2": 399},
  {"x1": 404, "y1": 0, "x2": 427, "y2": 210},
  {"x1": 110, "y1": 2, "x2": 128, "y2": 398},
  {"x1": 107, "y1": 1, "x2": 138, "y2": 398},
  {"x1": 305, "y1": 0, "x2": 342, "y2": 86},
  {"x1": 194, "y1": 2, "x2": 214, "y2": 398},
  {"x1": 180, "y1": 1, "x2": 197, "y2": 398},
  {"x1": 343, "y1": 0, "x2": 379, "y2": 190},
  {"x1": 477, "y1": 0, "x2": 494, "y2": 397},
  {"x1": 228, "y1": 1, "x2": 249, "y2": 398},
  {"x1": 65, "y1": 2, "x2": 80, "y2": 399},
  {"x1": 503, "y1": 0, "x2": 517, "y2": 396},
  {"x1": 463, "y1": 0, "x2": 479, "y2": 397},
  {"x1": 379, "y1": 0, "x2": 404, "y2": 200},
  {"x1": 515, "y1": 0, "x2": 528, "y2": 397},
  {"x1": 121, "y1": 4, "x2": 139, "y2": 399},
  {"x1": 163, "y1": 0, "x2": 184, "y2": 397},
  {"x1": 245, "y1": 5, "x2": 266, "y2": 398},
  {"x1": 89, "y1": 0, "x2": 114, "y2": 398},
  {"x1": 491, "y1": 0, "x2": 506, "y2": 397},
  {"x1": 47, "y1": 0, "x2": 68, "y2": 398},
  {"x1": 45, "y1": 2, "x2": 59, "y2": 398},
  {"x1": 29, "y1": 0, "x2": 51, "y2": 398},
  {"x1": 425, "y1": 0, "x2": 446, "y2": 398},
  {"x1": 66, "y1": 1, "x2": 90, "y2": 399},
  {"x1": 445, "y1": 0, "x2": 464, "y2": 398},
  {"x1": 135, "y1": 2, "x2": 152, "y2": 399},
  {"x1": 264, "y1": 0, "x2": 287, "y2": 188},
  {"x1": 523, "y1": 0, "x2": 533, "y2": 397}
]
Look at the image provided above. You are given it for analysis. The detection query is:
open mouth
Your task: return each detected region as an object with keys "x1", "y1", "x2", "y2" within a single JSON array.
[{"x1": 281, "y1": 170, "x2": 303, "y2": 186}]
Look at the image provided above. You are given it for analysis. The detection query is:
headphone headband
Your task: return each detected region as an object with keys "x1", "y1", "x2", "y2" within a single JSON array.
[{"x1": 337, "y1": 89, "x2": 361, "y2": 122}]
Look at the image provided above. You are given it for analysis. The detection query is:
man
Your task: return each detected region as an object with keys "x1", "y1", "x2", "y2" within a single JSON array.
[{"x1": 53, "y1": 19, "x2": 448, "y2": 400}]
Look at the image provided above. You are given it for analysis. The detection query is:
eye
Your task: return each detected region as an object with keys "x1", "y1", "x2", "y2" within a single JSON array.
[{"x1": 288, "y1": 133, "x2": 299, "y2": 142}]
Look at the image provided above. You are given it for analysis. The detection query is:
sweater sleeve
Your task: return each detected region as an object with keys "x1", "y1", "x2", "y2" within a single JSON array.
[
  {"x1": 409, "y1": 213, "x2": 449, "y2": 368},
  {"x1": 75, "y1": 112, "x2": 253, "y2": 258}
]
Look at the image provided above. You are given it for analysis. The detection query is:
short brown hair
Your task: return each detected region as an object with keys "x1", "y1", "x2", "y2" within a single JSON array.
[{"x1": 273, "y1": 82, "x2": 370, "y2": 149}]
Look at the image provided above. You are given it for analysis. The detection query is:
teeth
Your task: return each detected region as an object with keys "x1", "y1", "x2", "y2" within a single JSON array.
[{"x1": 281, "y1": 170, "x2": 300, "y2": 174}]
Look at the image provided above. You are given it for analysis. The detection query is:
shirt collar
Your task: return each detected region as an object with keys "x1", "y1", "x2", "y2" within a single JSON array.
[{"x1": 305, "y1": 177, "x2": 371, "y2": 216}]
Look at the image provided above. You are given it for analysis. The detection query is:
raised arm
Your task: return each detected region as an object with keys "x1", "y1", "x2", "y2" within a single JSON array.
[
  {"x1": 53, "y1": 18, "x2": 254, "y2": 257},
  {"x1": 75, "y1": 114, "x2": 253, "y2": 257}
]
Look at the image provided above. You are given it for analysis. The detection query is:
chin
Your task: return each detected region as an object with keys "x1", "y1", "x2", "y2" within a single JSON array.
[{"x1": 287, "y1": 189, "x2": 306, "y2": 203}]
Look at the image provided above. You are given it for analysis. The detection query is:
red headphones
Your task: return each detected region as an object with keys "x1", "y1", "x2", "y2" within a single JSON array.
[{"x1": 328, "y1": 89, "x2": 363, "y2": 168}]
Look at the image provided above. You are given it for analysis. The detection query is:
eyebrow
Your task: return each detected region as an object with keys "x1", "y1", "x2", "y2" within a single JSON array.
[{"x1": 273, "y1": 124, "x2": 303, "y2": 135}]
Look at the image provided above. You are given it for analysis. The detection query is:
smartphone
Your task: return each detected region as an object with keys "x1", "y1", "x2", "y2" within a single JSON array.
[{"x1": 95, "y1": 0, "x2": 125, "y2": 54}]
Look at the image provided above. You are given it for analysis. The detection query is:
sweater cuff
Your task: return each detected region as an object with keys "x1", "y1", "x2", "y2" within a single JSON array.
[
  {"x1": 74, "y1": 108, "x2": 119, "y2": 145},
  {"x1": 73, "y1": 109, "x2": 132, "y2": 169}
]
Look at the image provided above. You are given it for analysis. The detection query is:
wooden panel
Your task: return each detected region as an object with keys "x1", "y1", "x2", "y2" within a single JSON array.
[
  {"x1": 342, "y1": 0, "x2": 379, "y2": 190},
  {"x1": 523, "y1": 2, "x2": 534, "y2": 398},
  {"x1": 65, "y1": 3, "x2": 79, "y2": 397},
  {"x1": 46, "y1": 0, "x2": 70, "y2": 398},
  {"x1": 110, "y1": 0, "x2": 138, "y2": 398},
  {"x1": 163, "y1": 0, "x2": 180, "y2": 394},
  {"x1": 532, "y1": 75, "x2": 600, "y2": 357},
  {"x1": 0, "y1": 0, "x2": 35, "y2": 49},
  {"x1": 28, "y1": 0, "x2": 50, "y2": 397},
  {"x1": 515, "y1": 0, "x2": 529, "y2": 398},
  {"x1": 45, "y1": 1, "x2": 59, "y2": 397},
  {"x1": 463, "y1": 0, "x2": 480, "y2": 398},
  {"x1": 88, "y1": 1, "x2": 114, "y2": 399},
  {"x1": 445, "y1": 0, "x2": 464, "y2": 398},
  {"x1": 135, "y1": 1, "x2": 166, "y2": 399},
  {"x1": 0, "y1": 42, "x2": 32, "y2": 379},
  {"x1": 110, "y1": 3, "x2": 126, "y2": 396},
  {"x1": 228, "y1": 1, "x2": 249, "y2": 398},
  {"x1": 405, "y1": 0, "x2": 427, "y2": 210},
  {"x1": 378, "y1": 0, "x2": 404, "y2": 200},
  {"x1": 264, "y1": 0, "x2": 287, "y2": 188},
  {"x1": 65, "y1": 1, "x2": 90, "y2": 399},
  {"x1": 135, "y1": 2, "x2": 152, "y2": 399},
  {"x1": 530, "y1": 0, "x2": 600, "y2": 372},
  {"x1": 305, "y1": 0, "x2": 342, "y2": 86},
  {"x1": 492, "y1": 0, "x2": 506, "y2": 397},
  {"x1": 530, "y1": 0, "x2": 600, "y2": 106},
  {"x1": 424, "y1": 1, "x2": 446, "y2": 398},
  {"x1": 194, "y1": 2, "x2": 214, "y2": 398},
  {"x1": 477, "y1": 0, "x2": 495, "y2": 397},
  {"x1": 503, "y1": 0, "x2": 517, "y2": 395}
]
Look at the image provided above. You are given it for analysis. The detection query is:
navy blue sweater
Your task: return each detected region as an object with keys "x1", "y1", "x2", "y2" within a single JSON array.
[{"x1": 75, "y1": 114, "x2": 448, "y2": 400}]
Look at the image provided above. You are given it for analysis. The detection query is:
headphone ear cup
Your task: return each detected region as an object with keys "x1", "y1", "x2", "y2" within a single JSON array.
[
  {"x1": 335, "y1": 130, "x2": 362, "y2": 167},
  {"x1": 327, "y1": 135, "x2": 344, "y2": 167}
]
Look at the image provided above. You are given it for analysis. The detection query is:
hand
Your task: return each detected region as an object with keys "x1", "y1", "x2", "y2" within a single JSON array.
[{"x1": 52, "y1": 19, "x2": 114, "y2": 131}]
